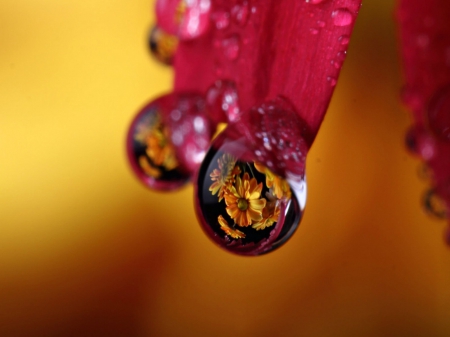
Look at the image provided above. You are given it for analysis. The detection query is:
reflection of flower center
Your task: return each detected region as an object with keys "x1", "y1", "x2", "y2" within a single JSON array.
[{"x1": 237, "y1": 198, "x2": 248, "y2": 211}]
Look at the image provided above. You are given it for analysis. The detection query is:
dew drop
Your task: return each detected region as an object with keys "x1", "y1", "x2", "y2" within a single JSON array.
[
  {"x1": 423, "y1": 189, "x2": 448, "y2": 219},
  {"x1": 426, "y1": 85, "x2": 450, "y2": 142},
  {"x1": 206, "y1": 80, "x2": 240, "y2": 124},
  {"x1": 338, "y1": 35, "x2": 350, "y2": 46},
  {"x1": 211, "y1": 10, "x2": 230, "y2": 30},
  {"x1": 309, "y1": 28, "x2": 319, "y2": 35},
  {"x1": 126, "y1": 93, "x2": 213, "y2": 190},
  {"x1": 194, "y1": 129, "x2": 305, "y2": 256},
  {"x1": 305, "y1": 0, "x2": 326, "y2": 4},
  {"x1": 331, "y1": 8, "x2": 354, "y2": 27},
  {"x1": 316, "y1": 20, "x2": 325, "y2": 28},
  {"x1": 404, "y1": 125, "x2": 436, "y2": 160},
  {"x1": 148, "y1": 25, "x2": 178, "y2": 65},
  {"x1": 231, "y1": 1, "x2": 250, "y2": 26},
  {"x1": 327, "y1": 76, "x2": 337, "y2": 87},
  {"x1": 221, "y1": 34, "x2": 241, "y2": 61},
  {"x1": 178, "y1": 0, "x2": 212, "y2": 40}
]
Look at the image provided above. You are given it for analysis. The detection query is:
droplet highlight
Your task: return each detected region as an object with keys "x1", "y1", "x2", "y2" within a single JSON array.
[{"x1": 332, "y1": 8, "x2": 354, "y2": 27}]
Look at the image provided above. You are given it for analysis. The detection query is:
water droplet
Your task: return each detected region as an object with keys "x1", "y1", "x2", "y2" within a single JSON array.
[
  {"x1": 178, "y1": 0, "x2": 212, "y2": 40},
  {"x1": 327, "y1": 76, "x2": 337, "y2": 87},
  {"x1": 231, "y1": 1, "x2": 250, "y2": 26},
  {"x1": 211, "y1": 10, "x2": 230, "y2": 30},
  {"x1": 416, "y1": 34, "x2": 429, "y2": 48},
  {"x1": 423, "y1": 189, "x2": 448, "y2": 219},
  {"x1": 148, "y1": 25, "x2": 178, "y2": 65},
  {"x1": 316, "y1": 20, "x2": 325, "y2": 28},
  {"x1": 404, "y1": 125, "x2": 436, "y2": 160},
  {"x1": 194, "y1": 129, "x2": 305, "y2": 256},
  {"x1": 126, "y1": 93, "x2": 213, "y2": 190},
  {"x1": 338, "y1": 35, "x2": 350, "y2": 45},
  {"x1": 426, "y1": 85, "x2": 450, "y2": 142},
  {"x1": 305, "y1": 0, "x2": 326, "y2": 4},
  {"x1": 331, "y1": 8, "x2": 354, "y2": 27},
  {"x1": 309, "y1": 28, "x2": 319, "y2": 35},
  {"x1": 221, "y1": 34, "x2": 241, "y2": 60},
  {"x1": 206, "y1": 80, "x2": 240, "y2": 124}
]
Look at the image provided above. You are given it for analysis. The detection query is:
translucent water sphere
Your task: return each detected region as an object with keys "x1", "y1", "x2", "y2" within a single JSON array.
[
  {"x1": 195, "y1": 127, "x2": 306, "y2": 256},
  {"x1": 127, "y1": 93, "x2": 212, "y2": 191}
]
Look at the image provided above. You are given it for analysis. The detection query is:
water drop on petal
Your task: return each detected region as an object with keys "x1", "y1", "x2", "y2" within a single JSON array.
[
  {"x1": 221, "y1": 34, "x2": 241, "y2": 60},
  {"x1": 179, "y1": 0, "x2": 212, "y2": 40},
  {"x1": 148, "y1": 25, "x2": 178, "y2": 65},
  {"x1": 206, "y1": 80, "x2": 240, "y2": 124},
  {"x1": 332, "y1": 8, "x2": 354, "y2": 27},
  {"x1": 426, "y1": 85, "x2": 450, "y2": 142},
  {"x1": 195, "y1": 129, "x2": 305, "y2": 256},
  {"x1": 211, "y1": 10, "x2": 230, "y2": 30},
  {"x1": 126, "y1": 93, "x2": 212, "y2": 190},
  {"x1": 423, "y1": 188, "x2": 448, "y2": 219},
  {"x1": 338, "y1": 34, "x2": 350, "y2": 46},
  {"x1": 231, "y1": 1, "x2": 250, "y2": 26}
]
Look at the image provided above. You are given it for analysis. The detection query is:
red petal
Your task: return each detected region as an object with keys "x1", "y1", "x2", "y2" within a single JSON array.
[{"x1": 174, "y1": 0, "x2": 362, "y2": 140}]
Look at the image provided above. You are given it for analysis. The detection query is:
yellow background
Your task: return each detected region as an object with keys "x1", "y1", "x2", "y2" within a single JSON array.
[{"x1": 1, "y1": 1, "x2": 450, "y2": 336}]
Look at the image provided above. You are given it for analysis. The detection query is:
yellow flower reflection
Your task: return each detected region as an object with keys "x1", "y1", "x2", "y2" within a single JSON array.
[
  {"x1": 224, "y1": 172, "x2": 266, "y2": 227},
  {"x1": 254, "y1": 162, "x2": 291, "y2": 200},
  {"x1": 218, "y1": 215, "x2": 246, "y2": 239},
  {"x1": 252, "y1": 189, "x2": 281, "y2": 231},
  {"x1": 138, "y1": 155, "x2": 162, "y2": 179},
  {"x1": 209, "y1": 154, "x2": 241, "y2": 201}
]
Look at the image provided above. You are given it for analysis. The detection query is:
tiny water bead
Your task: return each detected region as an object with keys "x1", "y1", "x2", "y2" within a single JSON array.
[
  {"x1": 205, "y1": 80, "x2": 240, "y2": 124},
  {"x1": 231, "y1": 1, "x2": 250, "y2": 26},
  {"x1": 331, "y1": 8, "x2": 354, "y2": 27},
  {"x1": 155, "y1": 0, "x2": 211, "y2": 40},
  {"x1": 426, "y1": 85, "x2": 450, "y2": 142},
  {"x1": 220, "y1": 34, "x2": 241, "y2": 61},
  {"x1": 195, "y1": 133, "x2": 305, "y2": 256},
  {"x1": 127, "y1": 93, "x2": 213, "y2": 191},
  {"x1": 423, "y1": 188, "x2": 449, "y2": 219},
  {"x1": 148, "y1": 26, "x2": 178, "y2": 65}
]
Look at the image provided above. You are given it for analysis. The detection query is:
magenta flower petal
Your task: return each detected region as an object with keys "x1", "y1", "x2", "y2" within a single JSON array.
[{"x1": 174, "y1": 0, "x2": 362, "y2": 141}]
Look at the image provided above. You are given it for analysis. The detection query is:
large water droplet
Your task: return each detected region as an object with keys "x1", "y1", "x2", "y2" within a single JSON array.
[
  {"x1": 148, "y1": 25, "x2": 178, "y2": 65},
  {"x1": 195, "y1": 131, "x2": 305, "y2": 256},
  {"x1": 221, "y1": 34, "x2": 241, "y2": 60},
  {"x1": 331, "y1": 8, "x2": 354, "y2": 27},
  {"x1": 206, "y1": 80, "x2": 240, "y2": 124},
  {"x1": 231, "y1": 1, "x2": 250, "y2": 26},
  {"x1": 426, "y1": 85, "x2": 450, "y2": 142},
  {"x1": 194, "y1": 97, "x2": 309, "y2": 255},
  {"x1": 126, "y1": 93, "x2": 213, "y2": 190}
]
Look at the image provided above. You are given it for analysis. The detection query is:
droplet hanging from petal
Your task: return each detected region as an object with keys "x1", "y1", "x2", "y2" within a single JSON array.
[{"x1": 127, "y1": 93, "x2": 213, "y2": 191}]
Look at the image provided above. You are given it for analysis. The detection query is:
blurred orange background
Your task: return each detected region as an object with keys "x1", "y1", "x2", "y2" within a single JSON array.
[{"x1": 1, "y1": 1, "x2": 450, "y2": 336}]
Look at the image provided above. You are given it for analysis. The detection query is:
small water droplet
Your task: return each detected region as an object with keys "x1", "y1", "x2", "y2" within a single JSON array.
[
  {"x1": 405, "y1": 125, "x2": 436, "y2": 160},
  {"x1": 331, "y1": 8, "x2": 354, "y2": 27},
  {"x1": 426, "y1": 85, "x2": 450, "y2": 142},
  {"x1": 339, "y1": 35, "x2": 350, "y2": 45},
  {"x1": 316, "y1": 20, "x2": 325, "y2": 28},
  {"x1": 206, "y1": 80, "x2": 240, "y2": 124},
  {"x1": 305, "y1": 0, "x2": 326, "y2": 4},
  {"x1": 211, "y1": 10, "x2": 230, "y2": 30},
  {"x1": 178, "y1": 0, "x2": 212, "y2": 40},
  {"x1": 221, "y1": 34, "x2": 241, "y2": 60},
  {"x1": 231, "y1": 1, "x2": 250, "y2": 26},
  {"x1": 327, "y1": 76, "x2": 337, "y2": 87},
  {"x1": 309, "y1": 28, "x2": 319, "y2": 35},
  {"x1": 148, "y1": 25, "x2": 178, "y2": 65},
  {"x1": 423, "y1": 189, "x2": 448, "y2": 219},
  {"x1": 416, "y1": 34, "x2": 429, "y2": 48}
]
